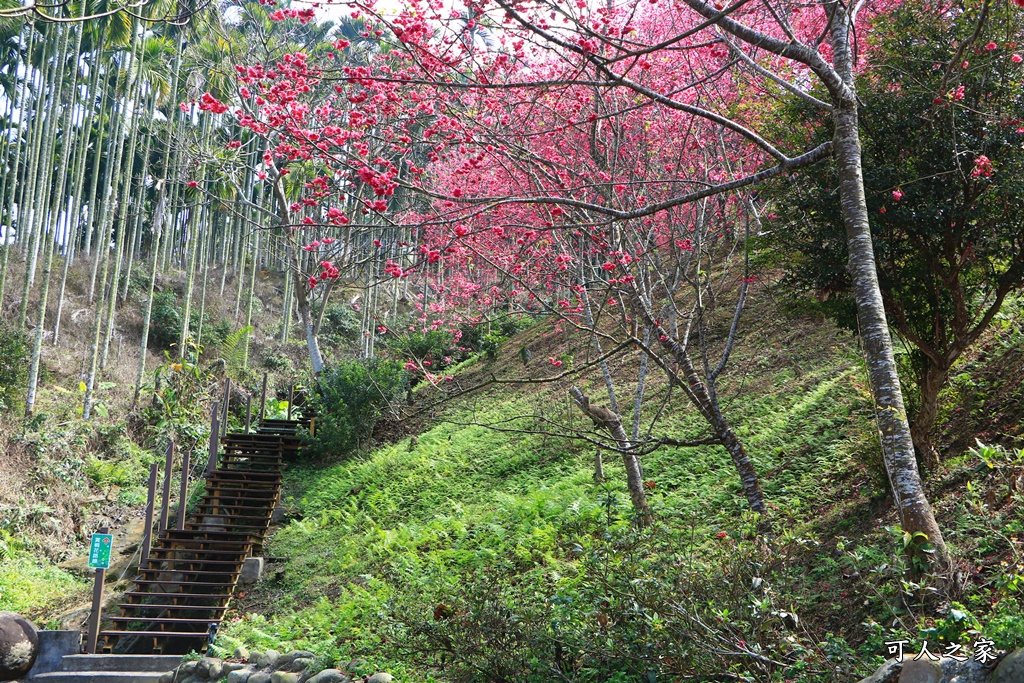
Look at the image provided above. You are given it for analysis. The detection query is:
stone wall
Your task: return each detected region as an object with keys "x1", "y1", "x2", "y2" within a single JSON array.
[{"x1": 158, "y1": 649, "x2": 393, "y2": 683}]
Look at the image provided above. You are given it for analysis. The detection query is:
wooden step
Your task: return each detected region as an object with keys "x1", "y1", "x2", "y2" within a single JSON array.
[
  {"x1": 121, "y1": 592, "x2": 233, "y2": 601},
  {"x1": 119, "y1": 604, "x2": 228, "y2": 613},
  {"x1": 131, "y1": 580, "x2": 237, "y2": 588}
]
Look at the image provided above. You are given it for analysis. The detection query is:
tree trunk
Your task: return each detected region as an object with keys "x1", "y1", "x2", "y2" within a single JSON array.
[
  {"x1": 829, "y1": 15, "x2": 946, "y2": 558},
  {"x1": 570, "y1": 386, "x2": 652, "y2": 526},
  {"x1": 910, "y1": 361, "x2": 949, "y2": 472},
  {"x1": 133, "y1": 181, "x2": 166, "y2": 405}
]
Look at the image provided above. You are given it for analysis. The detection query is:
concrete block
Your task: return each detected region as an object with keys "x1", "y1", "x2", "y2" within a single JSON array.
[
  {"x1": 25, "y1": 631, "x2": 80, "y2": 678},
  {"x1": 239, "y1": 558, "x2": 264, "y2": 586}
]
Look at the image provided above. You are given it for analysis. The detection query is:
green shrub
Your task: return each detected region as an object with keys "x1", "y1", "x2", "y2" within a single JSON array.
[
  {"x1": 202, "y1": 318, "x2": 234, "y2": 351},
  {"x1": 0, "y1": 322, "x2": 29, "y2": 412},
  {"x1": 304, "y1": 359, "x2": 408, "y2": 459},
  {"x1": 318, "y1": 303, "x2": 361, "y2": 347},
  {"x1": 149, "y1": 290, "x2": 183, "y2": 349},
  {"x1": 383, "y1": 329, "x2": 464, "y2": 373}
]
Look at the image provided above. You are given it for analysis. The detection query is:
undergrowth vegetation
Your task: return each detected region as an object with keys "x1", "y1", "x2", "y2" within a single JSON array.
[{"x1": 216, "y1": 311, "x2": 1024, "y2": 682}]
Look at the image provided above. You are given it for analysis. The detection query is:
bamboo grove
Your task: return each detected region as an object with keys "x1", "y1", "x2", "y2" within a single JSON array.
[{"x1": 0, "y1": 1, "x2": 424, "y2": 417}]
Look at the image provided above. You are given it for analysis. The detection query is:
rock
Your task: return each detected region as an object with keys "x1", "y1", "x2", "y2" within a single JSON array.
[
  {"x1": 899, "y1": 658, "x2": 941, "y2": 683},
  {"x1": 234, "y1": 647, "x2": 251, "y2": 661},
  {"x1": 942, "y1": 655, "x2": 994, "y2": 683},
  {"x1": 249, "y1": 673, "x2": 272, "y2": 683},
  {"x1": 177, "y1": 660, "x2": 199, "y2": 681},
  {"x1": 178, "y1": 675, "x2": 202, "y2": 683},
  {"x1": 306, "y1": 670, "x2": 349, "y2": 683},
  {"x1": 240, "y1": 558, "x2": 264, "y2": 586},
  {"x1": 0, "y1": 612, "x2": 39, "y2": 681},
  {"x1": 270, "y1": 672, "x2": 299, "y2": 683},
  {"x1": 259, "y1": 650, "x2": 282, "y2": 669},
  {"x1": 290, "y1": 658, "x2": 314, "y2": 673},
  {"x1": 857, "y1": 659, "x2": 901, "y2": 683},
  {"x1": 196, "y1": 657, "x2": 223, "y2": 679},
  {"x1": 992, "y1": 649, "x2": 1024, "y2": 683},
  {"x1": 280, "y1": 651, "x2": 315, "y2": 664},
  {"x1": 227, "y1": 669, "x2": 253, "y2": 683},
  {"x1": 224, "y1": 662, "x2": 247, "y2": 674},
  {"x1": 249, "y1": 651, "x2": 263, "y2": 666},
  {"x1": 366, "y1": 674, "x2": 393, "y2": 683},
  {"x1": 159, "y1": 672, "x2": 176, "y2": 683},
  {"x1": 339, "y1": 659, "x2": 363, "y2": 673}
]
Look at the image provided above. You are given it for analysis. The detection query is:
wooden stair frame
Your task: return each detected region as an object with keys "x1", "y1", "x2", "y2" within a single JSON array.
[{"x1": 100, "y1": 416, "x2": 310, "y2": 655}]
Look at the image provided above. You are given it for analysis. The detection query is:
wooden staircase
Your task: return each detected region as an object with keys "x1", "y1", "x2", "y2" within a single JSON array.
[{"x1": 100, "y1": 416, "x2": 308, "y2": 655}]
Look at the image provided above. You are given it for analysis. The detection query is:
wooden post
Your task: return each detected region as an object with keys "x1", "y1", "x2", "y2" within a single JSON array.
[
  {"x1": 176, "y1": 447, "x2": 191, "y2": 531},
  {"x1": 141, "y1": 464, "x2": 157, "y2": 567},
  {"x1": 158, "y1": 442, "x2": 173, "y2": 533},
  {"x1": 206, "y1": 401, "x2": 220, "y2": 475},
  {"x1": 221, "y1": 378, "x2": 231, "y2": 438},
  {"x1": 245, "y1": 394, "x2": 252, "y2": 434},
  {"x1": 259, "y1": 373, "x2": 268, "y2": 424},
  {"x1": 84, "y1": 526, "x2": 108, "y2": 654},
  {"x1": 287, "y1": 384, "x2": 294, "y2": 420}
]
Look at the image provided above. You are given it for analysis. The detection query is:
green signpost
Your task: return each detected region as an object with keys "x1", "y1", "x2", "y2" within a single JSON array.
[{"x1": 88, "y1": 533, "x2": 113, "y2": 570}]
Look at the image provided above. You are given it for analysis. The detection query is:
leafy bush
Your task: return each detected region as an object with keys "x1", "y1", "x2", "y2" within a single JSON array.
[
  {"x1": 304, "y1": 359, "x2": 408, "y2": 459},
  {"x1": 318, "y1": 303, "x2": 362, "y2": 347},
  {"x1": 458, "y1": 314, "x2": 536, "y2": 358},
  {"x1": 149, "y1": 290, "x2": 183, "y2": 349},
  {"x1": 0, "y1": 322, "x2": 29, "y2": 412},
  {"x1": 202, "y1": 318, "x2": 234, "y2": 351},
  {"x1": 384, "y1": 329, "x2": 464, "y2": 372}
]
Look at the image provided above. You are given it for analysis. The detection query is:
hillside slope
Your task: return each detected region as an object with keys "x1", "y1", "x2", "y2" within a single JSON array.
[{"x1": 216, "y1": 299, "x2": 1024, "y2": 682}]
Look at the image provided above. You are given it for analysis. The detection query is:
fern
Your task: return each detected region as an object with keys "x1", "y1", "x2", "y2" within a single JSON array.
[{"x1": 217, "y1": 326, "x2": 254, "y2": 373}]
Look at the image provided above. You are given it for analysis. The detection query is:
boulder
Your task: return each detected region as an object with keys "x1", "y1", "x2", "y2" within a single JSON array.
[
  {"x1": 856, "y1": 660, "x2": 901, "y2": 683},
  {"x1": 899, "y1": 658, "x2": 941, "y2": 683},
  {"x1": 159, "y1": 672, "x2": 176, "y2": 683},
  {"x1": 248, "y1": 651, "x2": 263, "y2": 666},
  {"x1": 0, "y1": 612, "x2": 39, "y2": 681},
  {"x1": 941, "y1": 655, "x2": 994, "y2": 683},
  {"x1": 270, "y1": 672, "x2": 299, "y2": 683},
  {"x1": 227, "y1": 670, "x2": 252, "y2": 683},
  {"x1": 992, "y1": 649, "x2": 1024, "y2": 683},
  {"x1": 224, "y1": 662, "x2": 247, "y2": 674},
  {"x1": 196, "y1": 657, "x2": 223, "y2": 680},
  {"x1": 249, "y1": 673, "x2": 272, "y2": 683},
  {"x1": 366, "y1": 674, "x2": 393, "y2": 683},
  {"x1": 259, "y1": 650, "x2": 282, "y2": 669},
  {"x1": 306, "y1": 670, "x2": 349, "y2": 683},
  {"x1": 176, "y1": 660, "x2": 198, "y2": 681},
  {"x1": 290, "y1": 657, "x2": 315, "y2": 673},
  {"x1": 234, "y1": 647, "x2": 251, "y2": 662}
]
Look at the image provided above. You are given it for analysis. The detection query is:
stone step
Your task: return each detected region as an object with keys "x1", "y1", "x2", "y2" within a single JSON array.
[{"x1": 59, "y1": 654, "x2": 182, "y2": 672}]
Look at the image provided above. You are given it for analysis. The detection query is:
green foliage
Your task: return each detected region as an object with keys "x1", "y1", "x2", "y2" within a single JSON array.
[
  {"x1": 384, "y1": 329, "x2": 464, "y2": 373},
  {"x1": 760, "y1": 3, "x2": 1024, "y2": 419},
  {"x1": 149, "y1": 290, "x2": 184, "y2": 349},
  {"x1": 457, "y1": 314, "x2": 536, "y2": 359},
  {"x1": 0, "y1": 556, "x2": 86, "y2": 616},
  {"x1": 304, "y1": 359, "x2": 408, "y2": 459},
  {"x1": 215, "y1": 325, "x2": 255, "y2": 372},
  {"x1": 317, "y1": 302, "x2": 361, "y2": 348},
  {"x1": 0, "y1": 321, "x2": 29, "y2": 411},
  {"x1": 144, "y1": 346, "x2": 213, "y2": 449},
  {"x1": 202, "y1": 317, "x2": 234, "y2": 352}
]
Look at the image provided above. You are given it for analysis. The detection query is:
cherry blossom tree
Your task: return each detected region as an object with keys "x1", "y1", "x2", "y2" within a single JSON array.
[{"x1": 205, "y1": 0, "x2": 966, "y2": 552}]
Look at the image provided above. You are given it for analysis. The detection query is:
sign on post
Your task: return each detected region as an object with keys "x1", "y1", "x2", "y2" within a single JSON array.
[{"x1": 88, "y1": 533, "x2": 113, "y2": 570}]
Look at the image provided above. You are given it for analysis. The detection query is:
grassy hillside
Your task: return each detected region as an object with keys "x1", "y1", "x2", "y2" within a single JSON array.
[{"x1": 215, "y1": 302, "x2": 1024, "y2": 682}]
